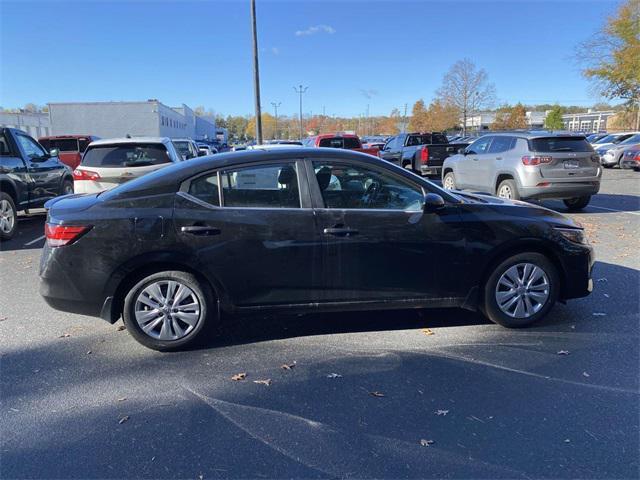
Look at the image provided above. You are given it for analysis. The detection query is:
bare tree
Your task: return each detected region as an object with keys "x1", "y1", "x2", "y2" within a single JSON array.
[{"x1": 435, "y1": 59, "x2": 496, "y2": 135}]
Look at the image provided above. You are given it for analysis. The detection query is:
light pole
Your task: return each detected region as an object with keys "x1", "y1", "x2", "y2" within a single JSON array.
[
  {"x1": 271, "y1": 101, "x2": 281, "y2": 139},
  {"x1": 250, "y1": 0, "x2": 263, "y2": 144},
  {"x1": 294, "y1": 84, "x2": 308, "y2": 140}
]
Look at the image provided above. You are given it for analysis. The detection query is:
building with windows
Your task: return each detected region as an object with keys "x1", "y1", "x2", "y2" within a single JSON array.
[
  {"x1": 48, "y1": 100, "x2": 216, "y2": 140},
  {"x1": 562, "y1": 110, "x2": 614, "y2": 132},
  {"x1": 463, "y1": 111, "x2": 548, "y2": 131},
  {"x1": 0, "y1": 111, "x2": 51, "y2": 138}
]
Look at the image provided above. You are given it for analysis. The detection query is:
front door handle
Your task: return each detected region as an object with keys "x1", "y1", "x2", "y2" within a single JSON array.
[
  {"x1": 323, "y1": 227, "x2": 359, "y2": 237},
  {"x1": 495, "y1": 157, "x2": 503, "y2": 160},
  {"x1": 181, "y1": 225, "x2": 221, "y2": 236}
]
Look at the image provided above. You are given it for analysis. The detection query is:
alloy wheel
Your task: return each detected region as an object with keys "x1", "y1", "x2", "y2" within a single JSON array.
[
  {"x1": 495, "y1": 263, "x2": 550, "y2": 318},
  {"x1": 134, "y1": 280, "x2": 201, "y2": 340},
  {"x1": 0, "y1": 199, "x2": 15, "y2": 234},
  {"x1": 443, "y1": 175, "x2": 455, "y2": 190},
  {"x1": 498, "y1": 185, "x2": 512, "y2": 199}
]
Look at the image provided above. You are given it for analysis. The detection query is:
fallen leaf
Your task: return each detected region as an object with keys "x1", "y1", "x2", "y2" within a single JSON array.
[
  {"x1": 592, "y1": 312, "x2": 607, "y2": 316},
  {"x1": 420, "y1": 439, "x2": 435, "y2": 447},
  {"x1": 86, "y1": 350, "x2": 92, "y2": 355},
  {"x1": 326, "y1": 373, "x2": 342, "y2": 378},
  {"x1": 59, "y1": 333, "x2": 71, "y2": 338},
  {"x1": 564, "y1": 439, "x2": 571, "y2": 443},
  {"x1": 369, "y1": 391, "x2": 385, "y2": 397},
  {"x1": 118, "y1": 415, "x2": 129, "y2": 424},
  {"x1": 557, "y1": 350, "x2": 570, "y2": 355},
  {"x1": 421, "y1": 328, "x2": 435, "y2": 336},
  {"x1": 603, "y1": 293, "x2": 610, "y2": 298},
  {"x1": 10, "y1": 408, "x2": 19, "y2": 412},
  {"x1": 253, "y1": 379, "x2": 272, "y2": 386},
  {"x1": 281, "y1": 361, "x2": 296, "y2": 370},
  {"x1": 435, "y1": 409, "x2": 449, "y2": 416},
  {"x1": 116, "y1": 325, "x2": 126, "y2": 331},
  {"x1": 596, "y1": 278, "x2": 607, "y2": 282},
  {"x1": 231, "y1": 372, "x2": 247, "y2": 381},
  {"x1": 117, "y1": 397, "x2": 127, "y2": 402},
  {"x1": 583, "y1": 372, "x2": 590, "y2": 378},
  {"x1": 0, "y1": 316, "x2": 7, "y2": 322}
]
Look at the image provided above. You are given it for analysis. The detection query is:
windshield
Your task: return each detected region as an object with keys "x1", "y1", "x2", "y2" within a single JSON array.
[
  {"x1": 594, "y1": 134, "x2": 619, "y2": 144},
  {"x1": 318, "y1": 137, "x2": 361, "y2": 149},
  {"x1": 41, "y1": 138, "x2": 80, "y2": 152},
  {"x1": 82, "y1": 143, "x2": 172, "y2": 168},
  {"x1": 619, "y1": 134, "x2": 640, "y2": 145},
  {"x1": 529, "y1": 136, "x2": 594, "y2": 152}
]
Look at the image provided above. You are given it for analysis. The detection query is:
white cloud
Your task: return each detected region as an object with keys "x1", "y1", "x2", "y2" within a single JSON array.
[{"x1": 295, "y1": 24, "x2": 336, "y2": 36}]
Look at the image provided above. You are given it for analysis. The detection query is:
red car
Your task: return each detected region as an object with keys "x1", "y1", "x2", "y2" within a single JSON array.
[
  {"x1": 38, "y1": 135, "x2": 100, "y2": 170},
  {"x1": 620, "y1": 145, "x2": 640, "y2": 171},
  {"x1": 303, "y1": 133, "x2": 380, "y2": 157}
]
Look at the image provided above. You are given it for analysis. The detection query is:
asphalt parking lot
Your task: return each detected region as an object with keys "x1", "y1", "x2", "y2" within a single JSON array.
[{"x1": 1, "y1": 168, "x2": 638, "y2": 479}]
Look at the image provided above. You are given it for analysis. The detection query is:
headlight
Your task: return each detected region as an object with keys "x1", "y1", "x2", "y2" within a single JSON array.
[
  {"x1": 606, "y1": 149, "x2": 615, "y2": 155},
  {"x1": 555, "y1": 227, "x2": 588, "y2": 245}
]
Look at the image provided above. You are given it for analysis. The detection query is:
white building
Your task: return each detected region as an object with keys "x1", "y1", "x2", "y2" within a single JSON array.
[
  {"x1": 463, "y1": 111, "x2": 548, "y2": 131},
  {"x1": 48, "y1": 100, "x2": 216, "y2": 140},
  {"x1": 562, "y1": 110, "x2": 614, "y2": 132},
  {"x1": 0, "y1": 111, "x2": 51, "y2": 138}
]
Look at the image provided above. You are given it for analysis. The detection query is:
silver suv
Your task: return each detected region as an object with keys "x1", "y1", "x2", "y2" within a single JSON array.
[{"x1": 442, "y1": 133, "x2": 601, "y2": 211}]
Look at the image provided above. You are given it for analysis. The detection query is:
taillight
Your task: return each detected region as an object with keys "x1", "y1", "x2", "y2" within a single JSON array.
[
  {"x1": 45, "y1": 224, "x2": 91, "y2": 247},
  {"x1": 73, "y1": 169, "x2": 101, "y2": 181},
  {"x1": 634, "y1": 152, "x2": 640, "y2": 162},
  {"x1": 522, "y1": 155, "x2": 552, "y2": 166},
  {"x1": 420, "y1": 146, "x2": 429, "y2": 165}
]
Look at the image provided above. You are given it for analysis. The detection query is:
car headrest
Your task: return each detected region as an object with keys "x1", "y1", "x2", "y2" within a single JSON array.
[
  {"x1": 278, "y1": 166, "x2": 296, "y2": 185},
  {"x1": 316, "y1": 166, "x2": 332, "y2": 191}
]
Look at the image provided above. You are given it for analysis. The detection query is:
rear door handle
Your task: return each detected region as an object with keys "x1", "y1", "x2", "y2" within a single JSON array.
[
  {"x1": 323, "y1": 227, "x2": 359, "y2": 237},
  {"x1": 181, "y1": 225, "x2": 221, "y2": 236},
  {"x1": 495, "y1": 157, "x2": 503, "y2": 160}
]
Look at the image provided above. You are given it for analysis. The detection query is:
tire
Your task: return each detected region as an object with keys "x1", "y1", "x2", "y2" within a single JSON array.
[
  {"x1": 496, "y1": 179, "x2": 520, "y2": 200},
  {"x1": 602, "y1": 163, "x2": 613, "y2": 169},
  {"x1": 122, "y1": 270, "x2": 215, "y2": 351},
  {"x1": 483, "y1": 252, "x2": 559, "y2": 328},
  {"x1": 61, "y1": 179, "x2": 74, "y2": 196},
  {"x1": 0, "y1": 192, "x2": 17, "y2": 240},
  {"x1": 563, "y1": 195, "x2": 591, "y2": 211},
  {"x1": 443, "y1": 172, "x2": 456, "y2": 190}
]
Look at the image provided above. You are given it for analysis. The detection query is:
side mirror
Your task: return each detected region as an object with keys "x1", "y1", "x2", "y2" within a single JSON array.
[
  {"x1": 423, "y1": 193, "x2": 446, "y2": 213},
  {"x1": 49, "y1": 148, "x2": 60, "y2": 157},
  {"x1": 458, "y1": 148, "x2": 466, "y2": 155}
]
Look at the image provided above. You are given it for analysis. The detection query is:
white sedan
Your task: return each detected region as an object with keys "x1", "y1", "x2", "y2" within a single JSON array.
[{"x1": 73, "y1": 137, "x2": 183, "y2": 194}]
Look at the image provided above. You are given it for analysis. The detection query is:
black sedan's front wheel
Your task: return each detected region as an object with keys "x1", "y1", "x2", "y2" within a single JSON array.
[
  {"x1": 123, "y1": 270, "x2": 214, "y2": 351},
  {"x1": 484, "y1": 253, "x2": 559, "y2": 328}
]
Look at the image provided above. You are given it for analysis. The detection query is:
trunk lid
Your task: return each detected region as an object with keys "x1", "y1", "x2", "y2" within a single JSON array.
[{"x1": 529, "y1": 136, "x2": 599, "y2": 179}]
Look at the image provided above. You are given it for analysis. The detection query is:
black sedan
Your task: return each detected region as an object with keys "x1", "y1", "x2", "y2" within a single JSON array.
[{"x1": 40, "y1": 148, "x2": 594, "y2": 351}]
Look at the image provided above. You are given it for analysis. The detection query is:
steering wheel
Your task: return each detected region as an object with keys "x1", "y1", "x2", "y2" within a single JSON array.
[{"x1": 362, "y1": 181, "x2": 381, "y2": 207}]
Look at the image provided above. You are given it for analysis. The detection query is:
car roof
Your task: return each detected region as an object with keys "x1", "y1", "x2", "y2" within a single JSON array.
[
  {"x1": 89, "y1": 137, "x2": 171, "y2": 146},
  {"x1": 172, "y1": 138, "x2": 194, "y2": 142},
  {"x1": 39, "y1": 135, "x2": 95, "y2": 140},
  {"x1": 479, "y1": 131, "x2": 589, "y2": 140},
  {"x1": 315, "y1": 133, "x2": 359, "y2": 139}
]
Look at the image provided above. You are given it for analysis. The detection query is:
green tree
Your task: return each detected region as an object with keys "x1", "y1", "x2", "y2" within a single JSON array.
[
  {"x1": 544, "y1": 105, "x2": 565, "y2": 129},
  {"x1": 577, "y1": 0, "x2": 640, "y2": 129}
]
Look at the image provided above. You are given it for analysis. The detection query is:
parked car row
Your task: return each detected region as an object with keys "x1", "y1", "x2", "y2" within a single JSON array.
[{"x1": 591, "y1": 132, "x2": 640, "y2": 168}]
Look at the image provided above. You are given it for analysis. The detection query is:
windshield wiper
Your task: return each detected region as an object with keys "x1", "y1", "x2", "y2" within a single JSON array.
[{"x1": 550, "y1": 147, "x2": 573, "y2": 151}]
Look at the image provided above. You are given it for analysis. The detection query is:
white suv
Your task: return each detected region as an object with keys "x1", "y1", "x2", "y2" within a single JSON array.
[{"x1": 73, "y1": 137, "x2": 183, "y2": 194}]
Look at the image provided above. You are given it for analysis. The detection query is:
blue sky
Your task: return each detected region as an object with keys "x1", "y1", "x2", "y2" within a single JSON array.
[{"x1": 0, "y1": 0, "x2": 620, "y2": 117}]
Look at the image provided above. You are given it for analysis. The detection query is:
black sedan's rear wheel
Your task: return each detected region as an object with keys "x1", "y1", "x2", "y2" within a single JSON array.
[
  {"x1": 123, "y1": 270, "x2": 214, "y2": 351},
  {"x1": 483, "y1": 253, "x2": 559, "y2": 328}
]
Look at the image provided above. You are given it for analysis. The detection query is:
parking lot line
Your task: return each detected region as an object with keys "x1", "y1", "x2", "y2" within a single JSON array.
[
  {"x1": 588, "y1": 205, "x2": 640, "y2": 215},
  {"x1": 24, "y1": 235, "x2": 45, "y2": 246}
]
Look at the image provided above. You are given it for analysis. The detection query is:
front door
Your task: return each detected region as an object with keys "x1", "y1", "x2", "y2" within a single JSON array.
[
  {"x1": 462, "y1": 136, "x2": 494, "y2": 191},
  {"x1": 307, "y1": 159, "x2": 467, "y2": 303},
  {"x1": 14, "y1": 131, "x2": 64, "y2": 204},
  {"x1": 173, "y1": 159, "x2": 323, "y2": 307}
]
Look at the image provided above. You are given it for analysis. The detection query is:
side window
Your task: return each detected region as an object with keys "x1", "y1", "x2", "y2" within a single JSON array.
[
  {"x1": 468, "y1": 136, "x2": 492, "y2": 155},
  {"x1": 0, "y1": 133, "x2": 14, "y2": 156},
  {"x1": 312, "y1": 161, "x2": 424, "y2": 211},
  {"x1": 16, "y1": 134, "x2": 47, "y2": 159},
  {"x1": 383, "y1": 136, "x2": 395, "y2": 150},
  {"x1": 220, "y1": 163, "x2": 300, "y2": 208},
  {"x1": 188, "y1": 172, "x2": 220, "y2": 206},
  {"x1": 488, "y1": 136, "x2": 514, "y2": 154}
]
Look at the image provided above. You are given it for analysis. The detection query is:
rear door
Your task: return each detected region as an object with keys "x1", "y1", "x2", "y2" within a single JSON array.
[
  {"x1": 529, "y1": 137, "x2": 599, "y2": 180},
  {"x1": 173, "y1": 159, "x2": 323, "y2": 307}
]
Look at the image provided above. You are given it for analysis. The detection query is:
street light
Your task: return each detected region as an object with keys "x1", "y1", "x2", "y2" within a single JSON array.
[
  {"x1": 250, "y1": 0, "x2": 263, "y2": 144},
  {"x1": 271, "y1": 101, "x2": 281, "y2": 140},
  {"x1": 293, "y1": 84, "x2": 308, "y2": 140}
]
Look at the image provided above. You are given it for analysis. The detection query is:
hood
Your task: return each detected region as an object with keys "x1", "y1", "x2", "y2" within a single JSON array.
[
  {"x1": 453, "y1": 190, "x2": 580, "y2": 228},
  {"x1": 45, "y1": 193, "x2": 101, "y2": 213}
]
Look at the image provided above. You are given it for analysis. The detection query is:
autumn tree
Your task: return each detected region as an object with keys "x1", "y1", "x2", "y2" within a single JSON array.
[
  {"x1": 409, "y1": 100, "x2": 429, "y2": 131},
  {"x1": 425, "y1": 100, "x2": 460, "y2": 131},
  {"x1": 577, "y1": 0, "x2": 640, "y2": 129},
  {"x1": 544, "y1": 105, "x2": 565, "y2": 130},
  {"x1": 435, "y1": 59, "x2": 496, "y2": 135},
  {"x1": 491, "y1": 103, "x2": 527, "y2": 130},
  {"x1": 247, "y1": 113, "x2": 276, "y2": 140}
]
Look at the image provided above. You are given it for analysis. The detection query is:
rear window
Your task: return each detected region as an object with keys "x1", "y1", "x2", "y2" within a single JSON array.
[
  {"x1": 81, "y1": 143, "x2": 172, "y2": 168},
  {"x1": 529, "y1": 137, "x2": 593, "y2": 153},
  {"x1": 406, "y1": 134, "x2": 448, "y2": 146},
  {"x1": 318, "y1": 137, "x2": 361, "y2": 149},
  {"x1": 44, "y1": 138, "x2": 79, "y2": 152}
]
